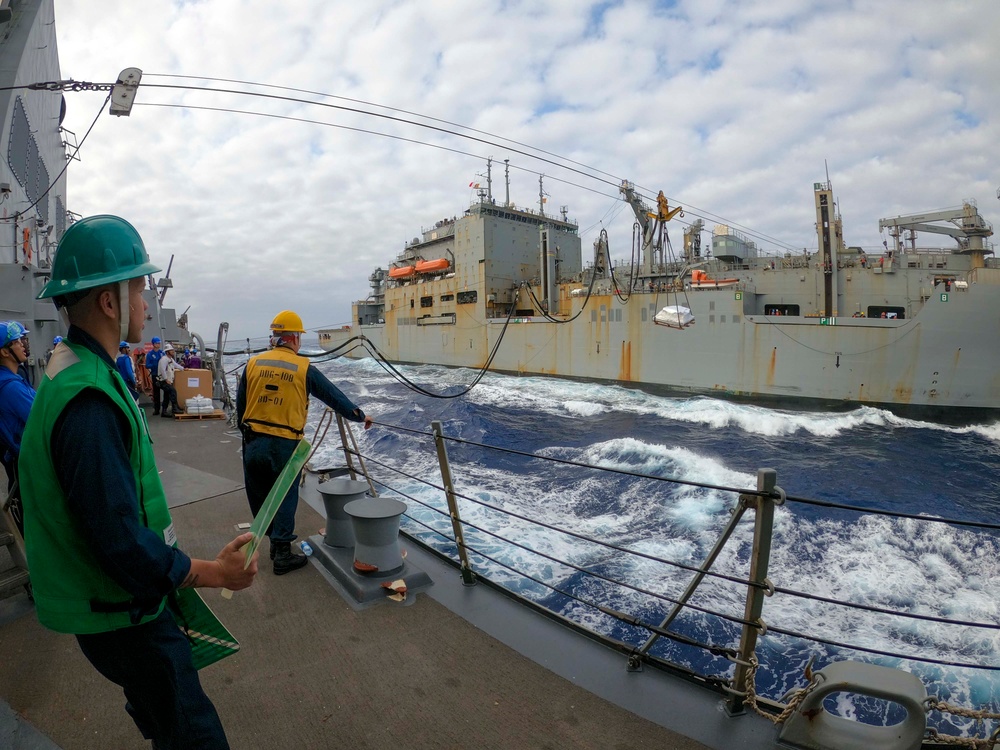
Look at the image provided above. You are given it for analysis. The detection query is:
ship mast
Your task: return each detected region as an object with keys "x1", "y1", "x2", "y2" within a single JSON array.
[
  {"x1": 683, "y1": 219, "x2": 704, "y2": 262},
  {"x1": 813, "y1": 181, "x2": 842, "y2": 318},
  {"x1": 486, "y1": 157, "x2": 493, "y2": 203},
  {"x1": 504, "y1": 159, "x2": 510, "y2": 208}
]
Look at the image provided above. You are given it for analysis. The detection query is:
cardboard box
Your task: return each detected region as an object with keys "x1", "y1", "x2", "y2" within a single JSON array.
[{"x1": 174, "y1": 368, "x2": 213, "y2": 407}]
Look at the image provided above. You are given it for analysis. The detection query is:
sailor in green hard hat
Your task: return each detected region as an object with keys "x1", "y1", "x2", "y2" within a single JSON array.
[{"x1": 19, "y1": 215, "x2": 258, "y2": 748}]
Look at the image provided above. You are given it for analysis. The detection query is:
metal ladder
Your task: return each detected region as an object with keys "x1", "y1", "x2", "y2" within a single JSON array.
[{"x1": 0, "y1": 502, "x2": 30, "y2": 601}]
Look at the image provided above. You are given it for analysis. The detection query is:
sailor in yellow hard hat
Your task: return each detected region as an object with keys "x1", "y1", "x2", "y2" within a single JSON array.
[{"x1": 238, "y1": 310, "x2": 373, "y2": 574}]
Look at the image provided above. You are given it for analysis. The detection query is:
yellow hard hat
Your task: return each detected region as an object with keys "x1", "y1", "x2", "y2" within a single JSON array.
[{"x1": 270, "y1": 310, "x2": 305, "y2": 334}]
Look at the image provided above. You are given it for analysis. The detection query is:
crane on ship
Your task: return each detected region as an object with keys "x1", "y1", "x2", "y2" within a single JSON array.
[
  {"x1": 878, "y1": 202, "x2": 993, "y2": 264},
  {"x1": 619, "y1": 182, "x2": 685, "y2": 282},
  {"x1": 618, "y1": 182, "x2": 694, "y2": 328}
]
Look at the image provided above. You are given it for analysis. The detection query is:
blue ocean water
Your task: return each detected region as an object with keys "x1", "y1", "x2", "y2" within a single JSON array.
[{"x1": 304, "y1": 356, "x2": 1000, "y2": 733}]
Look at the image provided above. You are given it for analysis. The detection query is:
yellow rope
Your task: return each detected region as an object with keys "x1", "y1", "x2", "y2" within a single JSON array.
[
  {"x1": 925, "y1": 701, "x2": 1000, "y2": 750},
  {"x1": 742, "y1": 661, "x2": 999, "y2": 749},
  {"x1": 928, "y1": 700, "x2": 1000, "y2": 722},
  {"x1": 742, "y1": 654, "x2": 819, "y2": 725}
]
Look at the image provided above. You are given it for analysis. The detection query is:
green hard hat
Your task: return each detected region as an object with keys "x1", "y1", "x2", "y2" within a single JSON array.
[{"x1": 37, "y1": 215, "x2": 161, "y2": 300}]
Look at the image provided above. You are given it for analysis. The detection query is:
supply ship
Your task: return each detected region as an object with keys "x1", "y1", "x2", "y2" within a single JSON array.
[{"x1": 320, "y1": 170, "x2": 999, "y2": 422}]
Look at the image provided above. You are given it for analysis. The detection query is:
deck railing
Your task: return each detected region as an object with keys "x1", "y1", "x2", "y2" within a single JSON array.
[{"x1": 329, "y1": 414, "x2": 1000, "y2": 745}]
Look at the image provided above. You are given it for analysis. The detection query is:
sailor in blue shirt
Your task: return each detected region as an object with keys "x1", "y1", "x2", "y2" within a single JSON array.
[
  {"x1": 144, "y1": 336, "x2": 164, "y2": 414},
  {"x1": 0, "y1": 320, "x2": 34, "y2": 535},
  {"x1": 115, "y1": 341, "x2": 139, "y2": 399}
]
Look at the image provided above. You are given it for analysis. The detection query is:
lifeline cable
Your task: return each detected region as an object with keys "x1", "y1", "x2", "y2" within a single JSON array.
[
  {"x1": 435, "y1": 427, "x2": 1000, "y2": 530},
  {"x1": 766, "y1": 623, "x2": 1000, "y2": 671},
  {"x1": 386, "y1": 493, "x2": 737, "y2": 680},
  {"x1": 772, "y1": 584, "x2": 1000, "y2": 631},
  {"x1": 345, "y1": 420, "x2": 1000, "y2": 673},
  {"x1": 369, "y1": 419, "x2": 1000, "y2": 595},
  {"x1": 365, "y1": 469, "x2": 749, "y2": 651},
  {"x1": 354, "y1": 445, "x2": 767, "y2": 593},
  {"x1": 782, "y1": 493, "x2": 1000, "y2": 531},
  {"x1": 371, "y1": 457, "x2": 1000, "y2": 671}
]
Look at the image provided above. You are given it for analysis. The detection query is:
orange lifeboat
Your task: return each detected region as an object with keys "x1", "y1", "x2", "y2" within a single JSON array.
[
  {"x1": 388, "y1": 265, "x2": 416, "y2": 279},
  {"x1": 690, "y1": 269, "x2": 739, "y2": 288},
  {"x1": 415, "y1": 258, "x2": 450, "y2": 274}
]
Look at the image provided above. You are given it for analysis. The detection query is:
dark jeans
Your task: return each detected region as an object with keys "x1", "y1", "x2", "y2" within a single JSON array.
[
  {"x1": 242, "y1": 432, "x2": 301, "y2": 542},
  {"x1": 76, "y1": 608, "x2": 230, "y2": 749},
  {"x1": 160, "y1": 380, "x2": 180, "y2": 414},
  {"x1": 151, "y1": 378, "x2": 163, "y2": 413},
  {"x1": 2, "y1": 460, "x2": 23, "y2": 538}
]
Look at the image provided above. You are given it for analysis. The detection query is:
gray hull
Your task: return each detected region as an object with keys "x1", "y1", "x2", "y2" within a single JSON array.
[
  {"x1": 321, "y1": 168, "x2": 999, "y2": 424},
  {"x1": 330, "y1": 279, "x2": 1000, "y2": 420}
]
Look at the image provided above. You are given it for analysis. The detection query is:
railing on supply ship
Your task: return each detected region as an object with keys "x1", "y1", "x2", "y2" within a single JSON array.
[{"x1": 324, "y1": 414, "x2": 1000, "y2": 750}]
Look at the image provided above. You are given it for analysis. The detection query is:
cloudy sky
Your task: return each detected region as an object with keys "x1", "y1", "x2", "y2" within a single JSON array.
[{"x1": 53, "y1": 0, "x2": 999, "y2": 344}]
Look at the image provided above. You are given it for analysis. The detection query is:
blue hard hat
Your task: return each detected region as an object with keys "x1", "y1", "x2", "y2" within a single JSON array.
[
  {"x1": 119, "y1": 341, "x2": 129, "y2": 349},
  {"x1": 0, "y1": 321, "x2": 29, "y2": 348},
  {"x1": 151, "y1": 336, "x2": 161, "y2": 344},
  {"x1": 53, "y1": 335, "x2": 63, "y2": 345}
]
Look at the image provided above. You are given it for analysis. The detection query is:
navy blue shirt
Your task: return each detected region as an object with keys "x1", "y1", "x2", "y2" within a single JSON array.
[
  {"x1": 116, "y1": 352, "x2": 137, "y2": 392},
  {"x1": 0, "y1": 366, "x2": 34, "y2": 464},
  {"x1": 51, "y1": 326, "x2": 191, "y2": 621},
  {"x1": 145, "y1": 347, "x2": 164, "y2": 378}
]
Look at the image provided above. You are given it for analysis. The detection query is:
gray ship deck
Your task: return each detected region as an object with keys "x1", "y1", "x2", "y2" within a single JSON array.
[{"x1": 0, "y1": 415, "x2": 777, "y2": 749}]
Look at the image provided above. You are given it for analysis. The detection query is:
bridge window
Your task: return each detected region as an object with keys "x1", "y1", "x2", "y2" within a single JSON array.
[
  {"x1": 457, "y1": 291, "x2": 477, "y2": 304},
  {"x1": 420, "y1": 296, "x2": 433, "y2": 308}
]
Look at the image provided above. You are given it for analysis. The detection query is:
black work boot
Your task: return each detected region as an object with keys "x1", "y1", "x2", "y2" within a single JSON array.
[{"x1": 272, "y1": 541, "x2": 308, "y2": 575}]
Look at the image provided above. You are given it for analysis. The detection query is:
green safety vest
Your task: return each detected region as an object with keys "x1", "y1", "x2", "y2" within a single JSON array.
[{"x1": 19, "y1": 341, "x2": 172, "y2": 634}]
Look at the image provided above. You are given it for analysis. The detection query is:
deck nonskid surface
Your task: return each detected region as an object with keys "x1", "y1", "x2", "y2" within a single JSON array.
[{"x1": 0, "y1": 415, "x2": 713, "y2": 749}]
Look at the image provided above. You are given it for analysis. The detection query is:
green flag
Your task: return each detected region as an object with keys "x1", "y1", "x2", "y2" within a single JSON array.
[
  {"x1": 171, "y1": 588, "x2": 241, "y2": 670},
  {"x1": 243, "y1": 438, "x2": 312, "y2": 569}
]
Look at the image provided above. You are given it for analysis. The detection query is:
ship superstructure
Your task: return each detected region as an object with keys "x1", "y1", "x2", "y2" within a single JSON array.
[
  {"x1": 322, "y1": 171, "x2": 999, "y2": 421},
  {"x1": 0, "y1": 0, "x2": 68, "y2": 381},
  {"x1": 0, "y1": 0, "x2": 189, "y2": 385}
]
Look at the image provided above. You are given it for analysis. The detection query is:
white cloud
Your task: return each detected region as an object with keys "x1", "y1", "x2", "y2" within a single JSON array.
[{"x1": 53, "y1": 0, "x2": 1000, "y2": 341}]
